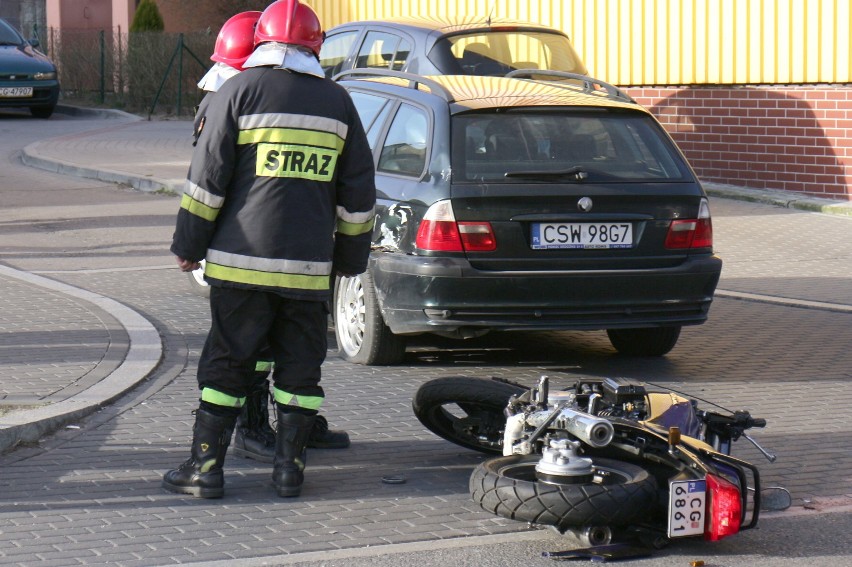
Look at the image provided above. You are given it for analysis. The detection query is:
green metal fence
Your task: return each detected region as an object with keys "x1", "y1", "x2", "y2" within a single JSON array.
[{"x1": 47, "y1": 27, "x2": 215, "y2": 116}]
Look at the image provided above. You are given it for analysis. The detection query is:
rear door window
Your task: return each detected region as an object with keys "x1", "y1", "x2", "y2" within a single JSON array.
[
  {"x1": 349, "y1": 91, "x2": 393, "y2": 151},
  {"x1": 378, "y1": 103, "x2": 429, "y2": 177},
  {"x1": 320, "y1": 30, "x2": 359, "y2": 78},
  {"x1": 355, "y1": 31, "x2": 413, "y2": 72}
]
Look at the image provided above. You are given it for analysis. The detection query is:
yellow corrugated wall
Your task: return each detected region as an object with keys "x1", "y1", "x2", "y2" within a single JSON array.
[{"x1": 303, "y1": 0, "x2": 851, "y2": 85}]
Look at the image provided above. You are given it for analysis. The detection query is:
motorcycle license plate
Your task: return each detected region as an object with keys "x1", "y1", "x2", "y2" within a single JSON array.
[{"x1": 667, "y1": 479, "x2": 706, "y2": 538}]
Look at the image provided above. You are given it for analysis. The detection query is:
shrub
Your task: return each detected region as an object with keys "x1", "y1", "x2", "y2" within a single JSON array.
[{"x1": 130, "y1": 0, "x2": 165, "y2": 33}]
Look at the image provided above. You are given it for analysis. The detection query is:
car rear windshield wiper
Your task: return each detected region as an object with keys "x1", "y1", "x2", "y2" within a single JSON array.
[{"x1": 504, "y1": 166, "x2": 589, "y2": 181}]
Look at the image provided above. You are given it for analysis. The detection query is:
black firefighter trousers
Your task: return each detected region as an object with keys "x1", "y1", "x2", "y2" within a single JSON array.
[{"x1": 197, "y1": 286, "x2": 327, "y2": 411}]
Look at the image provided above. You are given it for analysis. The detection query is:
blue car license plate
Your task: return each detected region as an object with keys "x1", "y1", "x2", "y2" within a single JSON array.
[{"x1": 0, "y1": 86, "x2": 33, "y2": 97}]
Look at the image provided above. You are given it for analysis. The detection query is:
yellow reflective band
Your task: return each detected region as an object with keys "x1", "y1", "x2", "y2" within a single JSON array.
[
  {"x1": 184, "y1": 180, "x2": 224, "y2": 209},
  {"x1": 337, "y1": 217, "x2": 375, "y2": 236},
  {"x1": 206, "y1": 249, "x2": 331, "y2": 276},
  {"x1": 199, "y1": 458, "x2": 217, "y2": 473},
  {"x1": 255, "y1": 360, "x2": 273, "y2": 372},
  {"x1": 181, "y1": 193, "x2": 219, "y2": 222},
  {"x1": 238, "y1": 127, "x2": 345, "y2": 151},
  {"x1": 336, "y1": 205, "x2": 375, "y2": 224},
  {"x1": 273, "y1": 387, "x2": 324, "y2": 410},
  {"x1": 205, "y1": 262, "x2": 330, "y2": 290},
  {"x1": 201, "y1": 387, "x2": 245, "y2": 408},
  {"x1": 255, "y1": 143, "x2": 339, "y2": 182}
]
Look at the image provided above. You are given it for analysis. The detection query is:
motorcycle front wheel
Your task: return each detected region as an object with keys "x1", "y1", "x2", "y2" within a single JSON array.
[
  {"x1": 470, "y1": 455, "x2": 658, "y2": 529},
  {"x1": 413, "y1": 376, "x2": 529, "y2": 455}
]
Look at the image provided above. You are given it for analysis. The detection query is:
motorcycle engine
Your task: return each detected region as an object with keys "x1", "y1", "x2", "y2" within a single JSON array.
[{"x1": 576, "y1": 377, "x2": 648, "y2": 421}]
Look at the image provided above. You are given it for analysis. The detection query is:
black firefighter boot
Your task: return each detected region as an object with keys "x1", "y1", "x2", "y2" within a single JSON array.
[
  {"x1": 162, "y1": 408, "x2": 237, "y2": 498},
  {"x1": 232, "y1": 383, "x2": 276, "y2": 463},
  {"x1": 307, "y1": 415, "x2": 351, "y2": 449},
  {"x1": 272, "y1": 408, "x2": 316, "y2": 497}
]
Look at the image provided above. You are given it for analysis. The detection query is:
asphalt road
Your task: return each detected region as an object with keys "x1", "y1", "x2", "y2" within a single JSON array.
[{"x1": 1, "y1": 107, "x2": 851, "y2": 567}]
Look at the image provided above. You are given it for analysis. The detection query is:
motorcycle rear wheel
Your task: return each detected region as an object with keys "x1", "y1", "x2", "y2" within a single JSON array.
[
  {"x1": 413, "y1": 377, "x2": 528, "y2": 455},
  {"x1": 470, "y1": 455, "x2": 658, "y2": 529}
]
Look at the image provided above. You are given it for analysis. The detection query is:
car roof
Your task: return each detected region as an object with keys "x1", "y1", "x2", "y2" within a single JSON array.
[
  {"x1": 340, "y1": 73, "x2": 644, "y2": 113},
  {"x1": 330, "y1": 16, "x2": 571, "y2": 38}
]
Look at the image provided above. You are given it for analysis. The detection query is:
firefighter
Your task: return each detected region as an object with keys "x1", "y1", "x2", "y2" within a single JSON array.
[
  {"x1": 193, "y1": 10, "x2": 351, "y2": 466},
  {"x1": 163, "y1": 0, "x2": 375, "y2": 499}
]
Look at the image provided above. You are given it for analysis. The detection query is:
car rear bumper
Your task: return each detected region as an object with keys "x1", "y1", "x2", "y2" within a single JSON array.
[{"x1": 371, "y1": 252, "x2": 723, "y2": 334}]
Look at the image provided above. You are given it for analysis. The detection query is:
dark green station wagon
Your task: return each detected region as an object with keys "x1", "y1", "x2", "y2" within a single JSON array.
[{"x1": 331, "y1": 70, "x2": 722, "y2": 365}]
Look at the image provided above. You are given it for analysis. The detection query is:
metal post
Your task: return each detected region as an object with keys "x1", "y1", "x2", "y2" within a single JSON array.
[
  {"x1": 148, "y1": 36, "x2": 182, "y2": 120},
  {"x1": 177, "y1": 33, "x2": 184, "y2": 116},
  {"x1": 99, "y1": 30, "x2": 105, "y2": 103}
]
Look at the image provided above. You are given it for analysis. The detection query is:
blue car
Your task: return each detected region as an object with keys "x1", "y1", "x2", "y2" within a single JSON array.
[{"x1": 0, "y1": 18, "x2": 60, "y2": 118}]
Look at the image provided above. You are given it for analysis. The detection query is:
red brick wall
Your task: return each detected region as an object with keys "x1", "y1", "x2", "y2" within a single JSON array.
[{"x1": 624, "y1": 85, "x2": 852, "y2": 202}]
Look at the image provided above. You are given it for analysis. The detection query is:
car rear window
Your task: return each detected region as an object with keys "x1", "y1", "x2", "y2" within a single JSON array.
[
  {"x1": 436, "y1": 31, "x2": 586, "y2": 76},
  {"x1": 452, "y1": 110, "x2": 691, "y2": 183}
]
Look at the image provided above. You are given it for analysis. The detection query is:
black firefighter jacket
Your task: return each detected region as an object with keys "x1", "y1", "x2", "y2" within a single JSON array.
[{"x1": 171, "y1": 66, "x2": 376, "y2": 301}]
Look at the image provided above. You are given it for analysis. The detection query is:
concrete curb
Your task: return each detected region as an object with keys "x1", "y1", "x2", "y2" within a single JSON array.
[
  {"x1": 21, "y1": 103, "x2": 184, "y2": 194},
  {"x1": 20, "y1": 142, "x2": 184, "y2": 194},
  {"x1": 0, "y1": 265, "x2": 163, "y2": 454},
  {"x1": 705, "y1": 182, "x2": 852, "y2": 217},
  {"x1": 55, "y1": 103, "x2": 144, "y2": 121}
]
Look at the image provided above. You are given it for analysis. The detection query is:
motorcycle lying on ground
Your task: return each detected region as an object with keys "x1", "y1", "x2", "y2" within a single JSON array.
[{"x1": 413, "y1": 375, "x2": 789, "y2": 556}]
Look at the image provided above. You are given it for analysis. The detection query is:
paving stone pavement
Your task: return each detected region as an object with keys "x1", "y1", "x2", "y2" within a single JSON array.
[{"x1": 0, "y1": 106, "x2": 850, "y2": 566}]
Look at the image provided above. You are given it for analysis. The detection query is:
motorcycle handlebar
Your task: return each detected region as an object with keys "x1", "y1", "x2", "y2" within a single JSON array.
[
  {"x1": 734, "y1": 411, "x2": 766, "y2": 429},
  {"x1": 750, "y1": 417, "x2": 767, "y2": 428},
  {"x1": 700, "y1": 410, "x2": 767, "y2": 431}
]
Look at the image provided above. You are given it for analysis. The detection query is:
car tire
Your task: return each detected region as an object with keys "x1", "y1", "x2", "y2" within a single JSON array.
[
  {"x1": 30, "y1": 105, "x2": 55, "y2": 119},
  {"x1": 333, "y1": 271, "x2": 406, "y2": 365},
  {"x1": 186, "y1": 260, "x2": 210, "y2": 297},
  {"x1": 606, "y1": 326, "x2": 681, "y2": 356}
]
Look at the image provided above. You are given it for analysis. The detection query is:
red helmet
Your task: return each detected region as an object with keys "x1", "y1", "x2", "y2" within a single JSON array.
[
  {"x1": 254, "y1": 0, "x2": 324, "y2": 57},
  {"x1": 211, "y1": 11, "x2": 262, "y2": 71}
]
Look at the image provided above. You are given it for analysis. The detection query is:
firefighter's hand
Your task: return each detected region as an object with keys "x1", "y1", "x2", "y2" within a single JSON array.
[{"x1": 176, "y1": 256, "x2": 201, "y2": 272}]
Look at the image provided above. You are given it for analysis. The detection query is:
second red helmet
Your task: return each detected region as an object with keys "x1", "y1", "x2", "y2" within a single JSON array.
[
  {"x1": 254, "y1": 0, "x2": 324, "y2": 57},
  {"x1": 211, "y1": 11, "x2": 262, "y2": 71}
]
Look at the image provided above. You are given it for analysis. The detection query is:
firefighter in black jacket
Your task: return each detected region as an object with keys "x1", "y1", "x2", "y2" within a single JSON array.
[
  {"x1": 193, "y1": 10, "x2": 351, "y2": 466},
  {"x1": 163, "y1": 0, "x2": 376, "y2": 499}
]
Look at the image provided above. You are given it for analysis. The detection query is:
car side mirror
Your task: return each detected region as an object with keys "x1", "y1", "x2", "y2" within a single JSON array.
[{"x1": 28, "y1": 38, "x2": 40, "y2": 48}]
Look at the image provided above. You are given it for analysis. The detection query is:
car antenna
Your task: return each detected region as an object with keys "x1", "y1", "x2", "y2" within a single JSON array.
[{"x1": 486, "y1": 4, "x2": 494, "y2": 26}]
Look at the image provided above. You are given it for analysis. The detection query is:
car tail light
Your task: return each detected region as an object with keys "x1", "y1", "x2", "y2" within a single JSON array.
[
  {"x1": 416, "y1": 201, "x2": 496, "y2": 252},
  {"x1": 665, "y1": 198, "x2": 713, "y2": 250},
  {"x1": 704, "y1": 473, "x2": 742, "y2": 541}
]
